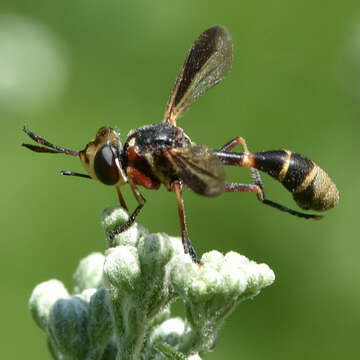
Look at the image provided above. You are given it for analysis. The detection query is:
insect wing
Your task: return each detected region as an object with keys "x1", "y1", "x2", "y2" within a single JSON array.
[
  {"x1": 163, "y1": 25, "x2": 233, "y2": 125},
  {"x1": 168, "y1": 145, "x2": 226, "y2": 197}
]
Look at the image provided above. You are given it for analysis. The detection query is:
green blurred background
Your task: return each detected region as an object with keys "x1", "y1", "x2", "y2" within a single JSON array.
[{"x1": 1, "y1": 1, "x2": 358, "y2": 359}]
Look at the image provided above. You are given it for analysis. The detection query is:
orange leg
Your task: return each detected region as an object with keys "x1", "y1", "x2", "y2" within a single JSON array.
[
  {"x1": 172, "y1": 181, "x2": 201, "y2": 264},
  {"x1": 219, "y1": 137, "x2": 265, "y2": 201},
  {"x1": 115, "y1": 185, "x2": 129, "y2": 212},
  {"x1": 220, "y1": 136, "x2": 249, "y2": 152}
]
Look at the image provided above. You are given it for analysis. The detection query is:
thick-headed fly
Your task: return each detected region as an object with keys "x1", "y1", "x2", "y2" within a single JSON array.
[{"x1": 22, "y1": 25, "x2": 339, "y2": 263}]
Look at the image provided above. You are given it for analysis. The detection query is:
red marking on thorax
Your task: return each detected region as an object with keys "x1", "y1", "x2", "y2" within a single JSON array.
[
  {"x1": 127, "y1": 166, "x2": 160, "y2": 190},
  {"x1": 127, "y1": 145, "x2": 142, "y2": 164},
  {"x1": 175, "y1": 127, "x2": 184, "y2": 138}
]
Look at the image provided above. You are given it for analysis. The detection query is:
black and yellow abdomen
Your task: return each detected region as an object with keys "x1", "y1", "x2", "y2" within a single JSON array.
[{"x1": 252, "y1": 150, "x2": 339, "y2": 211}]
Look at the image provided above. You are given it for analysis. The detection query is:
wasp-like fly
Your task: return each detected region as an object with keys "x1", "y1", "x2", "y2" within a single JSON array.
[{"x1": 23, "y1": 26, "x2": 339, "y2": 263}]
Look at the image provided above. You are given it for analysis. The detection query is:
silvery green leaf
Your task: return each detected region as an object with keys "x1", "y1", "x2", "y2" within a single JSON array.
[{"x1": 48, "y1": 296, "x2": 90, "y2": 359}]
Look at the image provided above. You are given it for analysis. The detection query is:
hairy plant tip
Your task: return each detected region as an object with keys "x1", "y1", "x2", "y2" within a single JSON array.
[
  {"x1": 170, "y1": 250, "x2": 275, "y2": 353},
  {"x1": 29, "y1": 206, "x2": 275, "y2": 360},
  {"x1": 102, "y1": 206, "x2": 148, "y2": 248},
  {"x1": 73, "y1": 252, "x2": 105, "y2": 293}
]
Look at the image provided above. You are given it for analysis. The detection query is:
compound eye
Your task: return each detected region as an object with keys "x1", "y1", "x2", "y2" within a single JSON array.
[{"x1": 94, "y1": 145, "x2": 119, "y2": 185}]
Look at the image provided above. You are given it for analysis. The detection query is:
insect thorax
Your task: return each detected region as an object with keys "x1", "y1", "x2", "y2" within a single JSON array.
[
  {"x1": 123, "y1": 123, "x2": 191, "y2": 185},
  {"x1": 124, "y1": 123, "x2": 191, "y2": 153}
]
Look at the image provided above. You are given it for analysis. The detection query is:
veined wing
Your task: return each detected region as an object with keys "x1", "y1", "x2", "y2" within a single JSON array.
[
  {"x1": 163, "y1": 25, "x2": 232, "y2": 125},
  {"x1": 166, "y1": 145, "x2": 226, "y2": 197}
]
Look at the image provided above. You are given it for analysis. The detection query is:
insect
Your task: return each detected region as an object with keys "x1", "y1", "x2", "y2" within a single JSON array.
[{"x1": 22, "y1": 25, "x2": 339, "y2": 264}]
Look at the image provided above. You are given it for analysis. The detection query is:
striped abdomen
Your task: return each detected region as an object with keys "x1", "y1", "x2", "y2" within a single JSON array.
[{"x1": 251, "y1": 150, "x2": 339, "y2": 211}]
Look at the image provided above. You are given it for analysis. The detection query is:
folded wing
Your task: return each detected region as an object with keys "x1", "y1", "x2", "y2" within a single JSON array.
[{"x1": 167, "y1": 145, "x2": 226, "y2": 197}]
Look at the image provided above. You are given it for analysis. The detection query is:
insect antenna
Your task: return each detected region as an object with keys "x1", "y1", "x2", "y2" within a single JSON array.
[{"x1": 22, "y1": 126, "x2": 79, "y2": 156}]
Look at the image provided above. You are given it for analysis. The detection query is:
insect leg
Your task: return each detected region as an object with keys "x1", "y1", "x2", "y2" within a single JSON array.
[
  {"x1": 225, "y1": 181, "x2": 321, "y2": 219},
  {"x1": 219, "y1": 136, "x2": 267, "y2": 198},
  {"x1": 216, "y1": 148, "x2": 321, "y2": 219},
  {"x1": 250, "y1": 167, "x2": 321, "y2": 219},
  {"x1": 217, "y1": 138, "x2": 317, "y2": 217},
  {"x1": 116, "y1": 184, "x2": 129, "y2": 212},
  {"x1": 61, "y1": 170, "x2": 128, "y2": 211},
  {"x1": 61, "y1": 170, "x2": 92, "y2": 179},
  {"x1": 108, "y1": 167, "x2": 146, "y2": 246},
  {"x1": 60, "y1": 171, "x2": 128, "y2": 210},
  {"x1": 220, "y1": 136, "x2": 249, "y2": 152},
  {"x1": 172, "y1": 181, "x2": 201, "y2": 264}
]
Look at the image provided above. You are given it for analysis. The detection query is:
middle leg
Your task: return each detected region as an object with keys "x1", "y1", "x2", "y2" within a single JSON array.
[{"x1": 172, "y1": 180, "x2": 201, "y2": 264}]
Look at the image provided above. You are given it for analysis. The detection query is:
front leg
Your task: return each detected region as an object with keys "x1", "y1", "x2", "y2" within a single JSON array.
[
  {"x1": 108, "y1": 167, "x2": 146, "y2": 246},
  {"x1": 172, "y1": 180, "x2": 201, "y2": 264}
]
